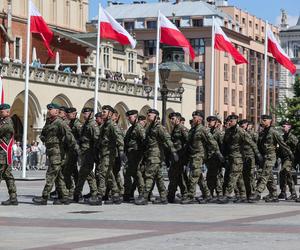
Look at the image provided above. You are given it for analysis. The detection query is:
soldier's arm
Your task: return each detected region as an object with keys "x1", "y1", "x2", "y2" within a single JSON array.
[
  {"x1": 158, "y1": 126, "x2": 176, "y2": 153},
  {"x1": 60, "y1": 122, "x2": 78, "y2": 151},
  {"x1": 242, "y1": 130, "x2": 260, "y2": 155},
  {"x1": 274, "y1": 131, "x2": 293, "y2": 157},
  {"x1": 112, "y1": 124, "x2": 124, "y2": 153},
  {"x1": 202, "y1": 129, "x2": 220, "y2": 154}
]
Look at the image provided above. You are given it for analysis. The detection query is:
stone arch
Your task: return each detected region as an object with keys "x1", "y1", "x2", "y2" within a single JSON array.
[
  {"x1": 51, "y1": 94, "x2": 73, "y2": 107},
  {"x1": 114, "y1": 102, "x2": 129, "y2": 130},
  {"x1": 139, "y1": 105, "x2": 151, "y2": 116},
  {"x1": 165, "y1": 108, "x2": 175, "y2": 132},
  {"x1": 10, "y1": 90, "x2": 42, "y2": 142}
]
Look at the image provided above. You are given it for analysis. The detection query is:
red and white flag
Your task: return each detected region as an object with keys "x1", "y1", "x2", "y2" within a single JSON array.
[
  {"x1": 267, "y1": 27, "x2": 296, "y2": 74},
  {"x1": 29, "y1": 0, "x2": 54, "y2": 57},
  {"x1": 214, "y1": 22, "x2": 248, "y2": 65},
  {"x1": 100, "y1": 7, "x2": 136, "y2": 48},
  {"x1": 159, "y1": 13, "x2": 195, "y2": 61}
]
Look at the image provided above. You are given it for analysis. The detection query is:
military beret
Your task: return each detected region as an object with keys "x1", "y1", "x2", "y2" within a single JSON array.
[
  {"x1": 227, "y1": 114, "x2": 238, "y2": 120},
  {"x1": 180, "y1": 117, "x2": 185, "y2": 122},
  {"x1": 47, "y1": 103, "x2": 60, "y2": 110},
  {"x1": 206, "y1": 115, "x2": 218, "y2": 122},
  {"x1": 102, "y1": 105, "x2": 115, "y2": 112},
  {"x1": 147, "y1": 108, "x2": 159, "y2": 116},
  {"x1": 59, "y1": 106, "x2": 68, "y2": 112},
  {"x1": 126, "y1": 110, "x2": 138, "y2": 116},
  {"x1": 168, "y1": 112, "x2": 180, "y2": 119},
  {"x1": 261, "y1": 114, "x2": 272, "y2": 120},
  {"x1": 192, "y1": 110, "x2": 204, "y2": 118},
  {"x1": 238, "y1": 119, "x2": 248, "y2": 126},
  {"x1": 95, "y1": 112, "x2": 102, "y2": 118},
  {"x1": 0, "y1": 103, "x2": 11, "y2": 110},
  {"x1": 66, "y1": 107, "x2": 77, "y2": 113},
  {"x1": 281, "y1": 120, "x2": 291, "y2": 126},
  {"x1": 81, "y1": 107, "x2": 93, "y2": 113},
  {"x1": 138, "y1": 115, "x2": 146, "y2": 121}
]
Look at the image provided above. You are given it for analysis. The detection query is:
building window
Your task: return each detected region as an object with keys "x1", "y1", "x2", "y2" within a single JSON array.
[
  {"x1": 255, "y1": 23, "x2": 258, "y2": 30},
  {"x1": 262, "y1": 26, "x2": 264, "y2": 32},
  {"x1": 124, "y1": 21, "x2": 134, "y2": 31},
  {"x1": 239, "y1": 68, "x2": 244, "y2": 85},
  {"x1": 224, "y1": 63, "x2": 228, "y2": 81},
  {"x1": 194, "y1": 62, "x2": 205, "y2": 80},
  {"x1": 144, "y1": 40, "x2": 156, "y2": 56},
  {"x1": 14, "y1": 37, "x2": 22, "y2": 61},
  {"x1": 103, "y1": 47, "x2": 110, "y2": 69},
  {"x1": 192, "y1": 19, "x2": 203, "y2": 27},
  {"x1": 293, "y1": 44, "x2": 300, "y2": 58},
  {"x1": 128, "y1": 52, "x2": 134, "y2": 73},
  {"x1": 196, "y1": 86, "x2": 205, "y2": 103},
  {"x1": 232, "y1": 66, "x2": 236, "y2": 83},
  {"x1": 146, "y1": 20, "x2": 157, "y2": 29},
  {"x1": 190, "y1": 38, "x2": 205, "y2": 55},
  {"x1": 174, "y1": 19, "x2": 180, "y2": 27},
  {"x1": 224, "y1": 21, "x2": 228, "y2": 27},
  {"x1": 224, "y1": 87, "x2": 228, "y2": 104},
  {"x1": 235, "y1": 15, "x2": 239, "y2": 21},
  {"x1": 242, "y1": 18, "x2": 245, "y2": 24},
  {"x1": 232, "y1": 89, "x2": 236, "y2": 106},
  {"x1": 239, "y1": 91, "x2": 243, "y2": 107},
  {"x1": 249, "y1": 20, "x2": 252, "y2": 27},
  {"x1": 224, "y1": 51, "x2": 228, "y2": 57}
]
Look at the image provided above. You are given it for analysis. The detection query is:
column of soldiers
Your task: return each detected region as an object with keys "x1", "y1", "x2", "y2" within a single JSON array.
[{"x1": 1, "y1": 101, "x2": 300, "y2": 206}]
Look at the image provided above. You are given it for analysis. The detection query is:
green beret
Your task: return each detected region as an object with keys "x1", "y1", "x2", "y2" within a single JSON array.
[
  {"x1": 238, "y1": 119, "x2": 248, "y2": 126},
  {"x1": 192, "y1": 110, "x2": 204, "y2": 118},
  {"x1": 126, "y1": 110, "x2": 138, "y2": 116},
  {"x1": 59, "y1": 106, "x2": 68, "y2": 112},
  {"x1": 95, "y1": 112, "x2": 102, "y2": 118},
  {"x1": 0, "y1": 103, "x2": 11, "y2": 110},
  {"x1": 180, "y1": 117, "x2": 185, "y2": 122},
  {"x1": 281, "y1": 120, "x2": 291, "y2": 126},
  {"x1": 261, "y1": 114, "x2": 272, "y2": 120},
  {"x1": 138, "y1": 115, "x2": 146, "y2": 121},
  {"x1": 47, "y1": 103, "x2": 60, "y2": 110},
  {"x1": 66, "y1": 107, "x2": 77, "y2": 113},
  {"x1": 81, "y1": 107, "x2": 93, "y2": 113},
  {"x1": 227, "y1": 114, "x2": 238, "y2": 120},
  {"x1": 206, "y1": 116, "x2": 217, "y2": 122},
  {"x1": 102, "y1": 105, "x2": 115, "y2": 113},
  {"x1": 147, "y1": 108, "x2": 159, "y2": 116}
]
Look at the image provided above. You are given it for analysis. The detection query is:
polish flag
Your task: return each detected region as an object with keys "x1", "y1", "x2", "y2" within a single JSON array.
[
  {"x1": 159, "y1": 13, "x2": 195, "y2": 60},
  {"x1": 100, "y1": 7, "x2": 136, "y2": 48},
  {"x1": 29, "y1": 0, "x2": 54, "y2": 58},
  {"x1": 214, "y1": 22, "x2": 248, "y2": 65},
  {"x1": 267, "y1": 27, "x2": 296, "y2": 75}
]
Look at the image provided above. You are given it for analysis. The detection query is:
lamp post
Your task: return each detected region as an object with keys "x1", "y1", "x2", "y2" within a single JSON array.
[{"x1": 159, "y1": 67, "x2": 170, "y2": 126}]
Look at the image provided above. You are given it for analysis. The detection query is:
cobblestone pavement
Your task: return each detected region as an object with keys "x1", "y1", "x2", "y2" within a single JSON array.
[{"x1": 0, "y1": 171, "x2": 300, "y2": 250}]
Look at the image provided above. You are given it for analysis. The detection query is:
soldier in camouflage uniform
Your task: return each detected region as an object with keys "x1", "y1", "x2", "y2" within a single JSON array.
[
  {"x1": 95, "y1": 105, "x2": 125, "y2": 204},
  {"x1": 277, "y1": 120, "x2": 298, "y2": 200},
  {"x1": 219, "y1": 115, "x2": 262, "y2": 204},
  {"x1": 206, "y1": 115, "x2": 224, "y2": 199},
  {"x1": 94, "y1": 112, "x2": 103, "y2": 198},
  {"x1": 135, "y1": 109, "x2": 178, "y2": 205},
  {"x1": 73, "y1": 107, "x2": 100, "y2": 205},
  {"x1": 0, "y1": 104, "x2": 18, "y2": 205},
  {"x1": 250, "y1": 115, "x2": 294, "y2": 202},
  {"x1": 123, "y1": 110, "x2": 145, "y2": 202},
  {"x1": 33, "y1": 103, "x2": 78, "y2": 205},
  {"x1": 182, "y1": 111, "x2": 223, "y2": 204},
  {"x1": 167, "y1": 112, "x2": 188, "y2": 203}
]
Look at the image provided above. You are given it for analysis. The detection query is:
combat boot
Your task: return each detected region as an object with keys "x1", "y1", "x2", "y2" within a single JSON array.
[
  {"x1": 53, "y1": 198, "x2": 70, "y2": 205},
  {"x1": 73, "y1": 193, "x2": 81, "y2": 203},
  {"x1": 88, "y1": 196, "x2": 102, "y2": 206},
  {"x1": 1, "y1": 197, "x2": 18, "y2": 206},
  {"x1": 123, "y1": 194, "x2": 131, "y2": 203},
  {"x1": 152, "y1": 197, "x2": 168, "y2": 205},
  {"x1": 49, "y1": 190, "x2": 58, "y2": 200},
  {"x1": 295, "y1": 196, "x2": 300, "y2": 202},
  {"x1": 278, "y1": 192, "x2": 287, "y2": 200},
  {"x1": 180, "y1": 197, "x2": 195, "y2": 204},
  {"x1": 32, "y1": 196, "x2": 48, "y2": 205},
  {"x1": 248, "y1": 192, "x2": 261, "y2": 203},
  {"x1": 286, "y1": 193, "x2": 297, "y2": 201},
  {"x1": 217, "y1": 196, "x2": 230, "y2": 204},
  {"x1": 233, "y1": 197, "x2": 247, "y2": 203},
  {"x1": 135, "y1": 196, "x2": 148, "y2": 205}
]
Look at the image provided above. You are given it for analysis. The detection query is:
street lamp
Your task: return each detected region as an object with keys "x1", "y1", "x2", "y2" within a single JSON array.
[{"x1": 159, "y1": 67, "x2": 171, "y2": 126}]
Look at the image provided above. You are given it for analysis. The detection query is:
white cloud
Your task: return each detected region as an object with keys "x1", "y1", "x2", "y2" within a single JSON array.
[{"x1": 275, "y1": 14, "x2": 299, "y2": 26}]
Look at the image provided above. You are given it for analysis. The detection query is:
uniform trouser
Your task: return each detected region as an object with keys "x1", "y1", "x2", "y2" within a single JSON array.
[
  {"x1": 197, "y1": 172, "x2": 210, "y2": 197},
  {"x1": 0, "y1": 164, "x2": 17, "y2": 199},
  {"x1": 167, "y1": 160, "x2": 188, "y2": 201},
  {"x1": 105, "y1": 157, "x2": 122, "y2": 197},
  {"x1": 206, "y1": 157, "x2": 223, "y2": 196},
  {"x1": 186, "y1": 156, "x2": 204, "y2": 199},
  {"x1": 143, "y1": 161, "x2": 167, "y2": 200},
  {"x1": 74, "y1": 151, "x2": 98, "y2": 197},
  {"x1": 256, "y1": 155, "x2": 277, "y2": 196},
  {"x1": 63, "y1": 150, "x2": 79, "y2": 194},
  {"x1": 243, "y1": 156, "x2": 256, "y2": 198},
  {"x1": 96, "y1": 154, "x2": 119, "y2": 197},
  {"x1": 124, "y1": 152, "x2": 144, "y2": 197},
  {"x1": 224, "y1": 158, "x2": 246, "y2": 198},
  {"x1": 279, "y1": 159, "x2": 295, "y2": 194}
]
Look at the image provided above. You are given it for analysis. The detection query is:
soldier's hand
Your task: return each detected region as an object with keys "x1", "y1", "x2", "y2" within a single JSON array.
[
  {"x1": 120, "y1": 152, "x2": 128, "y2": 163},
  {"x1": 256, "y1": 153, "x2": 264, "y2": 165},
  {"x1": 172, "y1": 152, "x2": 179, "y2": 163},
  {"x1": 216, "y1": 152, "x2": 225, "y2": 163}
]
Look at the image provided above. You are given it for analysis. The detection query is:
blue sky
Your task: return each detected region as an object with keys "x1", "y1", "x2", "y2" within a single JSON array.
[{"x1": 89, "y1": 0, "x2": 300, "y2": 26}]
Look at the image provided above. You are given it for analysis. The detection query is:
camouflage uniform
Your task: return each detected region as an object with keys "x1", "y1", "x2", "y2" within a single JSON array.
[
  {"x1": 167, "y1": 123, "x2": 188, "y2": 202},
  {"x1": 123, "y1": 121, "x2": 145, "y2": 200},
  {"x1": 0, "y1": 116, "x2": 17, "y2": 202}
]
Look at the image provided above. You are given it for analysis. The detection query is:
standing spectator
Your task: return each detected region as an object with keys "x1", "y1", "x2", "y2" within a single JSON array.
[
  {"x1": 30, "y1": 141, "x2": 39, "y2": 170},
  {"x1": 13, "y1": 141, "x2": 22, "y2": 170},
  {"x1": 38, "y1": 142, "x2": 47, "y2": 169}
]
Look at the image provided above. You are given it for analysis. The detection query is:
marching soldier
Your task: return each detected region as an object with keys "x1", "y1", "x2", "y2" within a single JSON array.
[
  {"x1": 0, "y1": 103, "x2": 18, "y2": 205},
  {"x1": 123, "y1": 110, "x2": 145, "y2": 202},
  {"x1": 73, "y1": 107, "x2": 99, "y2": 205},
  {"x1": 33, "y1": 103, "x2": 78, "y2": 205},
  {"x1": 250, "y1": 115, "x2": 293, "y2": 202},
  {"x1": 135, "y1": 109, "x2": 178, "y2": 205},
  {"x1": 167, "y1": 112, "x2": 188, "y2": 203}
]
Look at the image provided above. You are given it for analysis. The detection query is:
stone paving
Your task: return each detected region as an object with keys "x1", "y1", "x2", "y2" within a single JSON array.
[{"x1": 0, "y1": 170, "x2": 300, "y2": 249}]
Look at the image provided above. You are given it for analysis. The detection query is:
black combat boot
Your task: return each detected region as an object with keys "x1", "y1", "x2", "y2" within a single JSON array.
[
  {"x1": 180, "y1": 197, "x2": 195, "y2": 204},
  {"x1": 152, "y1": 197, "x2": 168, "y2": 205},
  {"x1": 88, "y1": 196, "x2": 102, "y2": 206},
  {"x1": 265, "y1": 195, "x2": 279, "y2": 203},
  {"x1": 286, "y1": 193, "x2": 297, "y2": 201},
  {"x1": 1, "y1": 197, "x2": 18, "y2": 206},
  {"x1": 53, "y1": 198, "x2": 70, "y2": 205},
  {"x1": 32, "y1": 196, "x2": 48, "y2": 205},
  {"x1": 248, "y1": 192, "x2": 261, "y2": 203},
  {"x1": 123, "y1": 194, "x2": 131, "y2": 203},
  {"x1": 217, "y1": 196, "x2": 230, "y2": 204},
  {"x1": 135, "y1": 195, "x2": 148, "y2": 205},
  {"x1": 49, "y1": 190, "x2": 58, "y2": 200},
  {"x1": 278, "y1": 192, "x2": 287, "y2": 200},
  {"x1": 73, "y1": 193, "x2": 81, "y2": 203}
]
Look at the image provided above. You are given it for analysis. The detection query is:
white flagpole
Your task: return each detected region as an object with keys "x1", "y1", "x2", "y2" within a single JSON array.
[
  {"x1": 153, "y1": 10, "x2": 161, "y2": 109},
  {"x1": 94, "y1": 3, "x2": 101, "y2": 113},
  {"x1": 0, "y1": 76, "x2": 3, "y2": 102},
  {"x1": 210, "y1": 16, "x2": 215, "y2": 115},
  {"x1": 263, "y1": 21, "x2": 268, "y2": 114},
  {"x1": 21, "y1": 0, "x2": 31, "y2": 178}
]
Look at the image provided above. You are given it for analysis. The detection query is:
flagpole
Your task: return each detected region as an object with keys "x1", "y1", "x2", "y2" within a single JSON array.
[
  {"x1": 21, "y1": 0, "x2": 31, "y2": 178},
  {"x1": 94, "y1": 3, "x2": 101, "y2": 113},
  {"x1": 153, "y1": 10, "x2": 161, "y2": 109},
  {"x1": 210, "y1": 16, "x2": 215, "y2": 115},
  {"x1": 263, "y1": 21, "x2": 268, "y2": 114},
  {"x1": 0, "y1": 76, "x2": 3, "y2": 103}
]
